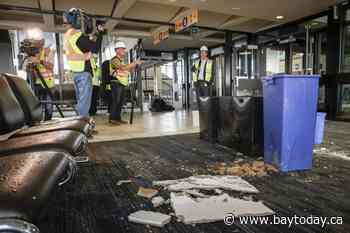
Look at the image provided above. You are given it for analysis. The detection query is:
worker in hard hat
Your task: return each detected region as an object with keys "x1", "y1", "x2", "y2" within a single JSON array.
[
  {"x1": 108, "y1": 41, "x2": 142, "y2": 125},
  {"x1": 192, "y1": 45, "x2": 214, "y2": 104},
  {"x1": 89, "y1": 54, "x2": 101, "y2": 116},
  {"x1": 28, "y1": 34, "x2": 55, "y2": 121},
  {"x1": 63, "y1": 8, "x2": 104, "y2": 118}
]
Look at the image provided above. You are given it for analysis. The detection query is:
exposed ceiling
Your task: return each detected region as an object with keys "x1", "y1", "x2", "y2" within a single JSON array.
[{"x1": 0, "y1": 0, "x2": 336, "y2": 51}]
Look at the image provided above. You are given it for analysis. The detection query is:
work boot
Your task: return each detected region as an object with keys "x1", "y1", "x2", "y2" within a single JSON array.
[
  {"x1": 118, "y1": 120, "x2": 128, "y2": 124},
  {"x1": 109, "y1": 120, "x2": 120, "y2": 126}
]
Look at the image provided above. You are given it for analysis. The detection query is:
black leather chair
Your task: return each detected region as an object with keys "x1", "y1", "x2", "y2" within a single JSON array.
[
  {"x1": 3, "y1": 74, "x2": 92, "y2": 136},
  {"x1": 0, "y1": 76, "x2": 90, "y2": 137},
  {"x1": 0, "y1": 76, "x2": 88, "y2": 157},
  {"x1": 0, "y1": 150, "x2": 72, "y2": 233}
]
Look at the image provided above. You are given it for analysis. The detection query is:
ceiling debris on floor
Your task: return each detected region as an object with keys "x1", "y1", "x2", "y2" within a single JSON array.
[
  {"x1": 137, "y1": 187, "x2": 159, "y2": 199},
  {"x1": 153, "y1": 175, "x2": 260, "y2": 193},
  {"x1": 208, "y1": 161, "x2": 279, "y2": 177},
  {"x1": 128, "y1": 210, "x2": 172, "y2": 227},
  {"x1": 170, "y1": 192, "x2": 274, "y2": 224},
  {"x1": 126, "y1": 174, "x2": 275, "y2": 227}
]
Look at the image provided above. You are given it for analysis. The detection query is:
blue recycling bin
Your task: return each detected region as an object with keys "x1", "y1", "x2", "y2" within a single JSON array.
[
  {"x1": 315, "y1": 112, "x2": 326, "y2": 145},
  {"x1": 263, "y1": 75, "x2": 320, "y2": 172}
]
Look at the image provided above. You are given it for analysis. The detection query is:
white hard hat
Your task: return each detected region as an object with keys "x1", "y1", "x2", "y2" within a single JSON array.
[
  {"x1": 115, "y1": 41, "x2": 126, "y2": 49},
  {"x1": 200, "y1": 45, "x2": 208, "y2": 52}
]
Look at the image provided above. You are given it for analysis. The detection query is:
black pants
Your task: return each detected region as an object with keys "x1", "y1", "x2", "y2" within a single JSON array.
[
  {"x1": 110, "y1": 81, "x2": 126, "y2": 121},
  {"x1": 34, "y1": 84, "x2": 53, "y2": 121},
  {"x1": 195, "y1": 81, "x2": 212, "y2": 102},
  {"x1": 89, "y1": 85, "x2": 100, "y2": 116}
]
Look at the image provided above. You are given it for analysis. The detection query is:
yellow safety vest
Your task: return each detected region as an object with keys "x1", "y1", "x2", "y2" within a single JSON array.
[
  {"x1": 91, "y1": 57, "x2": 101, "y2": 86},
  {"x1": 193, "y1": 60, "x2": 213, "y2": 82},
  {"x1": 110, "y1": 60, "x2": 129, "y2": 86},
  {"x1": 36, "y1": 48, "x2": 55, "y2": 88},
  {"x1": 64, "y1": 30, "x2": 85, "y2": 72}
]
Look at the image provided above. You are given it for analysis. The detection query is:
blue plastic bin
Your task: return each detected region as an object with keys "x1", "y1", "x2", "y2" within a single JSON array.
[
  {"x1": 314, "y1": 112, "x2": 326, "y2": 145},
  {"x1": 263, "y1": 75, "x2": 320, "y2": 172}
]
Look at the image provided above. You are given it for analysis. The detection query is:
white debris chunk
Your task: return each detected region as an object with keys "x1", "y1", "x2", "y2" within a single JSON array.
[
  {"x1": 170, "y1": 193, "x2": 274, "y2": 224},
  {"x1": 137, "y1": 187, "x2": 159, "y2": 199},
  {"x1": 117, "y1": 180, "x2": 132, "y2": 186},
  {"x1": 183, "y1": 189, "x2": 208, "y2": 198},
  {"x1": 152, "y1": 196, "x2": 166, "y2": 207},
  {"x1": 128, "y1": 210, "x2": 171, "y2": 227},
  {"x1": 153, "y1": 175, "x2": 259, "y2": 193},
  {"x1": 215, "y1": 189, "x2": 223, "y2": 194}
]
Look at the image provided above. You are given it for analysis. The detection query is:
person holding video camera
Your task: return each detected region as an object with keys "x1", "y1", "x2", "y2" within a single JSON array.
[
  {"x1": 63, "y1": 8, "x2": 105, "y2": 118},
  {"x1": 29, "y1": 38, "x2": 55, "y2": 120}
]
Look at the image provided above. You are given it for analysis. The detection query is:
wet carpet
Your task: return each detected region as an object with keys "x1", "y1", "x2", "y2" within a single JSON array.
[{"x1": 38, "y1": 133, "x2": 350, "y2": 233}]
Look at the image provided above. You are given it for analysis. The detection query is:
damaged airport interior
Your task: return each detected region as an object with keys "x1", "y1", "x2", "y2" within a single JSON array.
[{"x1": 0, "y1": 0, "x2": 349, "y2": 232}]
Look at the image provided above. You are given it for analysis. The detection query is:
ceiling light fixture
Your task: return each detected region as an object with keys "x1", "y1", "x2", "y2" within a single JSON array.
[{"x1": 276, "y1": 15, "x2": 284, "y2": 20}]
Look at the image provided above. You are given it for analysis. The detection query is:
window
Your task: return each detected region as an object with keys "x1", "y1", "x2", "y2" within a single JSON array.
[
  {"x1": 291, "y1": 43, "x2": 305, "y2": 74},
  {"x1": 266, "y1": 47, "x2": 286, "y2": 75}
]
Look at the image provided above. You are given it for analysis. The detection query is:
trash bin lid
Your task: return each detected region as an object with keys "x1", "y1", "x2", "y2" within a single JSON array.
[{"x1": 263, "y1": 75, "x2": 320, "y2": 81}]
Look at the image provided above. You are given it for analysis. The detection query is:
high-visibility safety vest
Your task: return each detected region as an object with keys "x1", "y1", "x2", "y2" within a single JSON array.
[
  {"x1": 64, "y1": 29, "x2": 85, "y2": 72},
  {"x1": 109, "y1": 58, "x2": 129, "y2": 86},
  {"x1": 91, "y1": 57, "x2": 101, "y2": 86},
  {"x1": 193, "y1": 59, "x2": 213, "y2": 82},
  {"x1": 36, "y1": 48, "x2": 55, "y2": 88}
]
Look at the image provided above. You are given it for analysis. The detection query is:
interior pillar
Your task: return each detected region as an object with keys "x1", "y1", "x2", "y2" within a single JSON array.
[{"x1": 224, "y1": 31, "x2": 233, "y2": 96}]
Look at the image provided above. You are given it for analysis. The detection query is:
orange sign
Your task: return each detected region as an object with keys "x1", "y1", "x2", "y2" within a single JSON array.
[
  {"x1": 153, "y1": 27, "x2": 170, "y2": 45},
  {"x1": 175, "y1": 9, "x2": 199, "y2": 32}
]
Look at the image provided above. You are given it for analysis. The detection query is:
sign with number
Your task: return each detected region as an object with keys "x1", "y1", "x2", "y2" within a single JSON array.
[
  {"x1": 175, "y1": 9, "x2": 199, "y2": 32},
  {"x1": 153, "y1": 27, "x2": 170, "y2": 45}
]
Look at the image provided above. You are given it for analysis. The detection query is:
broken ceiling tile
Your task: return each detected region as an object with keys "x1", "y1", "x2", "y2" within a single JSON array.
[
  {"x1": 117, "y1": 180, "x2": 132, "y2": 186},
  {"x1": 170, "y1": 193, "x2": 274, "y2": 225},
  {"x1": 128, "y1": 210, "x2": 171, "y2": 227},
  {"x1": 137, "y1": 187, "x2": 159, "y2": 199},
  {"x1": 152, "y1": 196, "x2": 166, "y2": 208},
  {"x1": 183, "y1": 189, "x2": 208, "y2": 198},
  {"x1": 153, "y1": 175, "x2": 259, "y2": 193}
]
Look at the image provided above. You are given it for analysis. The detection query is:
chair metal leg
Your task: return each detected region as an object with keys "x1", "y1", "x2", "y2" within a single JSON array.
[{"x1": 0, "y1": 219, "x2": 40, "y2": 233}]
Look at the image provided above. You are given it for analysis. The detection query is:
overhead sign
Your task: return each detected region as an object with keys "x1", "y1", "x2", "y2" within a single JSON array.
[
  {"x1": 175, "y1": 9, "x2": 199, "y2": 32},
  {"x1": 153, "y1": 26, "x2": 170, "y2": 45}
]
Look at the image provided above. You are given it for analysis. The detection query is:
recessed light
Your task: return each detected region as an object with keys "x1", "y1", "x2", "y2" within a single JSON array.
[
  {"x1": 232, "y1": 7, "x2": 241, "y2": 10},
  {"x1": 276, "y1": 15, "x2": 284, "y2": 20}
]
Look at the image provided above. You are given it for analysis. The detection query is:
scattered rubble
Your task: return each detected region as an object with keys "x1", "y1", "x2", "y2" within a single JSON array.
[
  {"x1": 151, "y1": 196, "x2": 166, "y2": 208},
  {"x1": 170, "y1": 192, "x2": 274, "y2": 224},
  {"x1": 209, "y1": 161, "x2": 279, "y2": 177},
  {"x1": 137, "y1": 187, "x2": 159, "y2": 199},
  {"x1": 313, "y1": 147, "x2": 350, "y2": 161},
  {"x1": 128, "y1": 210, "x2": 171, "y2": 227},
  {"x1": 117, "y1": 180, "x2": 132, "y2": 186},
  {"x1": 153, "y1": 175, "x2": 259, "y2": 193}
]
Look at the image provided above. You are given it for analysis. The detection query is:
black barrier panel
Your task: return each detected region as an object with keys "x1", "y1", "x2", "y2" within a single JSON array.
[
  {"x1": 198, "y1": 96, "x2": 264, "y2": 157},
  {"x1": 198, "y1": 96, "x2": 219, "y2": 143},
  {"x1": 217, "y1": 96, "x2": 264, "y2": 156}
]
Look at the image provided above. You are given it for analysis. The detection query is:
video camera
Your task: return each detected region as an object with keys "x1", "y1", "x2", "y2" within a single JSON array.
[
  {"x1": 63, "y1": 8, "x2": 106, "y2": 35},
  {"x1": 19, "y1": 39, "x2": 42, "y2": 57}
]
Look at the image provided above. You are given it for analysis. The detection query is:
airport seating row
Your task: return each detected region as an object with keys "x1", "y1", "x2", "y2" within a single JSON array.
[{"x1": 0, "y1": 74, "x2": 90, "y2": 233}]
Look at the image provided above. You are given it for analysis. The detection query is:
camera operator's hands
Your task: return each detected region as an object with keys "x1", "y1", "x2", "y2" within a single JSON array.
[
  {"x1": 97, "y1": 24, "x2": 107, "y2": 34},
  {"x1": 84, "y1": 52, "x2": 92, "y2": 61},
  {"x1": 135, "y1": 59, "x2": 143, "y2": 66}
]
